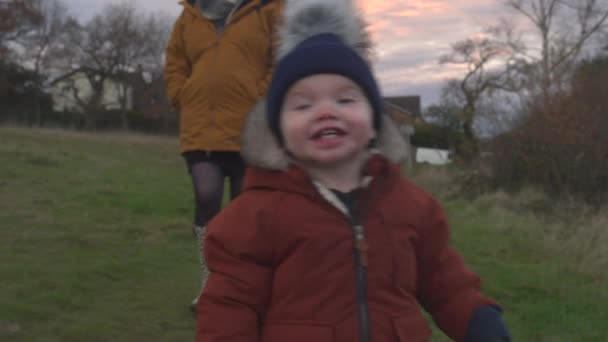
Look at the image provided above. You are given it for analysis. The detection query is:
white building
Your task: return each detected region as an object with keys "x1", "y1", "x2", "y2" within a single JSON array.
[{"x1": 48, "y1": 70, "x2": 133, "y2": 113}]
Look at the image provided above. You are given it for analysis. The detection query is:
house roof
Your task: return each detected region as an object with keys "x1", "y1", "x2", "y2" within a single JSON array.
[
  {"x1": 48, "y1": 67, "x2": 148, "y2": 86},
  {"x1": 383, "y1": 96, "x2": 421, "y2": 117},
  {"x1": 48, "y1": 69, "x2": 84, "y2": 85}
]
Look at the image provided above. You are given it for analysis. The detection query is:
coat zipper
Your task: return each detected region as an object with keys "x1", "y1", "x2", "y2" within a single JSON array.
[
  {"x1": 352, "y1": 222, "x2": 371, "y2": 342},
  {"x1": 199, "y1": 0, "x2": 261, "y2": 147},
  {"x1": 314, "y1": 182, "x2": 372, "y2": 342},
  {"x1": 192, "y1": 2, "x2": 233, "y2": 145}
]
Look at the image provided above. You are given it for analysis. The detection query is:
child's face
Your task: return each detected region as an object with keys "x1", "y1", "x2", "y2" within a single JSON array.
[{"x1": 280, "y1": 74, "x2": 376, "y2": 169}]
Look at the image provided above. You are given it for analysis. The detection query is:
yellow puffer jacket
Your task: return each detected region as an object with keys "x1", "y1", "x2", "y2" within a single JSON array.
[{"x1": 164, "y1": 0, "x2": 283, "y2": 153}]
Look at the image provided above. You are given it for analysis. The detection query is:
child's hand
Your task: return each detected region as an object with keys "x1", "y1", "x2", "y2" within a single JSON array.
[{"x1": 465, "y1": 305, "x2": 511, "y2": 342}]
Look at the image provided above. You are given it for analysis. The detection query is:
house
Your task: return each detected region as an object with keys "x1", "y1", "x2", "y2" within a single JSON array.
[
  {"x1": 48, "y1": 69, "x2": 132, "y2": 113},
  {"x1": 383, "y1": 96, "x2": 422, "y2": 168},
  {"x1": 48, "y1": 67, "x2": 176, "y2": 132},
  {"x1": 415, "y1": 147, "x2": 451, "y2": 165}
]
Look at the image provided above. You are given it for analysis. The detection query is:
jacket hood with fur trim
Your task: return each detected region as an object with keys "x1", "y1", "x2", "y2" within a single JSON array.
[{"x1": 240, "y1": 0, "x2": 409, "y2": 170}]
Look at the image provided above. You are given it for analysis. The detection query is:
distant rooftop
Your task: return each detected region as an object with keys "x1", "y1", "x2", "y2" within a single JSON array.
[{"x1": 383, "y1": 96, "x2": 421, "y2": 117}]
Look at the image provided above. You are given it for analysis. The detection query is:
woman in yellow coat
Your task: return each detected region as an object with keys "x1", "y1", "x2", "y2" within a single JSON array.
[{"x1": 164, "y1": 0, "x2": 283, "y2": 311}]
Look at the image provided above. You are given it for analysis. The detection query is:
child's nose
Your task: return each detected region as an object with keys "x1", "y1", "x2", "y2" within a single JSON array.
[{"x1": 314, "y1": 101, "x2": 338, "y2": 120}]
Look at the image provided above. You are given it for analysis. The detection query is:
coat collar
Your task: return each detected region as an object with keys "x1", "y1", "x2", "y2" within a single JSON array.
[
  {"x1": 181, "y1": 0, "x2": 274, "y2": 24},
  {"x1": 242, "y1": 154, "x2": 397, "y2": 197}
]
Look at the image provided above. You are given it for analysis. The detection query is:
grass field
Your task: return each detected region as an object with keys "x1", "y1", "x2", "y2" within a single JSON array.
[{"x1": 1, "y1": 126, "x2": 607, "y2": 341}]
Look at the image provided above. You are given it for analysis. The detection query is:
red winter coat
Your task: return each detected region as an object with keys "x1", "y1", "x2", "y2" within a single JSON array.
[{"x1": 196, "y1": 155, "x2": 496, "y2": 342}]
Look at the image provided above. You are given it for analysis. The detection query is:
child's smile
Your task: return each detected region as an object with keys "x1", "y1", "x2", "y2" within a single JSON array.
[{"x1": 310, "y1": 126, "x2": 346, "y2": 148}]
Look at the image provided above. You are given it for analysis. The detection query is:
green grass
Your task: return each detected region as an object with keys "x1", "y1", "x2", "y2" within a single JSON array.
[
  {"x1": 444, "y1": 199, "x2": 608, "y2": 341},
  {"x1": 0, "y1": 127, "x2": 196, "y2": 341},
  {"x1": 410, "y1": 166, "x2": 608, "y2": 341},
  {"x1": 1, "y1": 126, "x2": 607, "y2": 341}
]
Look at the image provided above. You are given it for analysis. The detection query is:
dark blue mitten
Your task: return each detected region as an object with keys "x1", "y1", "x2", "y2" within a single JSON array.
[{"x1": 465, "y1": 305, "x2": 511, "y2": 342}]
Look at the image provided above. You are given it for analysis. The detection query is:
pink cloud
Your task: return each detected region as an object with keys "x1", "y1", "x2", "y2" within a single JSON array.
[
  {"x1": 66, "y1": 0, "x2": 504, "y2": 106},
  {"x1": 358, "y1": 0, "x2": 397, "y2": 15},
  {"x1": 395, "y1": 9, "x2": 421, "y2": 18},
  {"x1": 362, "y1": 0, "x2": 449, "y2": 18},
  {"x1": 354, "y1": 0, "x2": 504, "y2": 105}
]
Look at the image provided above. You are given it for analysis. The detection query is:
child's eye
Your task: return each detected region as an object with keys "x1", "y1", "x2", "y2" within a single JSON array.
[
  {"x1": 338, "y1": 98, "x2": 356, "y2": 104},
  {"x1": 294, "y1": 103, "x2": 311, "y2": 110}
]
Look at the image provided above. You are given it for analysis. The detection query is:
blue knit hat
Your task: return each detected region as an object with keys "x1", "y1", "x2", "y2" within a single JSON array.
[{"x1": 266, "y1": 4, "x2": 383, "y2": 145}]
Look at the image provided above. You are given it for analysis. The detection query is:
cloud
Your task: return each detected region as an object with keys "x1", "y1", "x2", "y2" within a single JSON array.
[
  {"x1": 358, "y1": 0, "x2": 503, "y2": 107},
  {"x1": 63, "y1": 0, "x2": 504, "y2": 108},
  {"x1": 62, "y1": 0, "x2": 182, "y2": 22}
]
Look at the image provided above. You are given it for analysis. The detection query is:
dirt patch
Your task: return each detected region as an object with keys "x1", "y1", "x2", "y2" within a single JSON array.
[{"x1": 0, "y1": 321, "x2": 21, "y2": 336}]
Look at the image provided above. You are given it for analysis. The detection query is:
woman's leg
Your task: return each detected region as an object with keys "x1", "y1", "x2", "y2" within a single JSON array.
[
  {"x1": 190, "y1": 161, "x2": 224, "y2": 227},
  {"x1": 188, "y1": 160, "x2": 225, "y2": 311}
]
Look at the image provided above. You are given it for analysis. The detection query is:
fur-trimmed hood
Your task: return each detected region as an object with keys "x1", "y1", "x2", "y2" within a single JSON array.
[{"x1": 241, "y1": 100, "x2": 409, "y2": 170}]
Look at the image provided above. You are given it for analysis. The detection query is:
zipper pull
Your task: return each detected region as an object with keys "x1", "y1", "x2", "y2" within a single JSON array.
[
  {"x1": 356, "y1": 238, "x2": 369, "y2": 268},
  {"x1": 354, "y1": 225, "x2": 369, "y2": 268}
]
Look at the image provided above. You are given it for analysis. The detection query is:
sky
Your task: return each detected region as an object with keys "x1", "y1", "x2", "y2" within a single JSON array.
[{"x1": 61, "y1": 0, "x2": 506, "y2": 108}]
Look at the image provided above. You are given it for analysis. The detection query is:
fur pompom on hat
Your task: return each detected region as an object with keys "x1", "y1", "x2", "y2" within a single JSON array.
[{"x1": 266, "y1": 0, "x2": 383, "y2": 144}]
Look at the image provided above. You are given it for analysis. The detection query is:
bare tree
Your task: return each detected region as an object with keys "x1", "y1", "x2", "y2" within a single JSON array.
[
  {"x1": 101, "y1": 2, "x2": 149, "y2": 129},
  {"x1": 55, "y1": 1, "x2": 171, "y2": 130},
  {"x1": 507, "y1": 0, "x2": 608, "y2": 105},
  {"x1": 20, "y1": 0, "x2": 71, "y2": 125},
  {"x1": 439, "y1": 25, "x2": 525, "y2": 160},
  {"x1": 112, "y1": 9, "x2": 174, "y2": 129},
  {"x1": 53, "y1": 17, "x2": 104, "y2": 129},
  {"x1": 438, "y1": 0, "x2": 608, "y2": 160},
  {"x1": 0, "y1": 0, "x2": 42, "y2": 58},
  {"x1": 139, "y1": 11, "x2": 174, "y2": 78}
]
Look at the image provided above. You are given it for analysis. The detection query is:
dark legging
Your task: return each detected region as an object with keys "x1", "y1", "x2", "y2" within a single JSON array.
[{"x1": 184, "y1": 151, "x2": 245, "y2": 227}]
